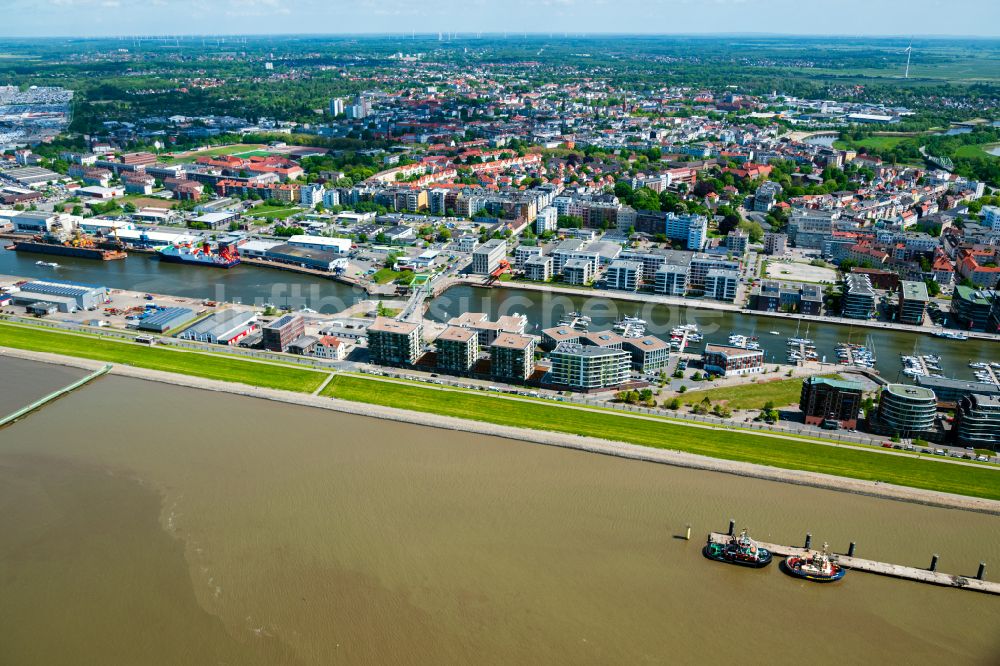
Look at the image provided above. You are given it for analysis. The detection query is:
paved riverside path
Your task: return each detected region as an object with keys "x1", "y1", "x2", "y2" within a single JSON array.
[{"x1": 707, "y1": 532, "x2": 999, "y2": 595}]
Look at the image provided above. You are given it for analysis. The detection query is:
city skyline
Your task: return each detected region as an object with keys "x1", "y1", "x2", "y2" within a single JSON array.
[{"x1": 3, "y1": 0, "x2": 999, "y2": 38}]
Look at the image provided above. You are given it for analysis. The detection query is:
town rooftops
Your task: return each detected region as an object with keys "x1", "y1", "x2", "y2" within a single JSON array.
[
  {"x1": 491, "y1": 332, "x2": 535, "y2": 350},
  {"x1": 580, "y1": 330, "x2": 626, "y2": 347},
  {"x1": 448, "y1": 312, "x2": 489, "y2": 326},
  {"x1": 704, "y1": 343, "x2": 764, "y2": 358},
  {"x1": 552, "y1": 342, "x2": 624, "y2": 357},
  {"x1": 541, "y1": 326, "x2": 582, "y2": 343},
  {"x1": 805, "y1": 376, "x2": 863, "y2": 391},
  {"x1": 622, "y1": 335, "x2": 670, "y2": 352},
  {"x1": 369, "y1": 316, "x2": 420, "y2": 335},
  {"x1": 883, "y1": 384, "x2": 936, "y2": 401},
  {"x1": 436, "y1": 325, "x2": 478, "y2": 343},
  {"x1": 265, "y1": 313, "x2": 301, "y2": 330},
  {"x1": 900, "y1": 280, "x2": 929, "y2": 301}
]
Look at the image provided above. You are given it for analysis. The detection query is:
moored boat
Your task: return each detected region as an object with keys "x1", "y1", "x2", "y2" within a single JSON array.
[
  {"x1": 157, "y1": 241, "x2": 239, "y2": 268},
  {"x1": 704, "y1": 529, "x2": 773, "y2": 568},
  {"x1": 781, "y1": 543, "x2": 846, "y2": 582}
]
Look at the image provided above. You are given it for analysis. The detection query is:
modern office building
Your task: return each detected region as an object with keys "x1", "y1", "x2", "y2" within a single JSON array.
[
  {"x1": 702, "y1": 344, "x2": 764, "y2": 377},
  {"x1": 875, "y1": 384, "x2": 937, "y2": 437},
  {"x1": 842, "y1": 273, "x2": 877, "y2": 320},
  {"x1": 523, "y1": 254, "x2": 553, "y2": 281},
  {"x1": 788, "y1": 209, "x2": 839, "y2": 249},
  {"x1": 897, "y1": 280, "x2": 929, "y2": 325},
  {"x1": 799, "y1": 376, "x2": 864, "y2": 429},
  {"x1": 915, "y1": 375, "x2": 1000, "y2": 405},
  {"x1": 654, "y1": 264, "x2": 688, "y2": 296},
  {"x1": 262, "y1": 313, "x2": 306, "y2": 352},
  {"x1": 471, "y1": 238, "x2": 507, "y2": 275},
  {"x1": 622, "y1": 336, "x2": 671, "y2": 374},
  {"x1": 605, "y1": 260, "x2": 642, "y2": 291},
  {"x1": 549, "y1": 342, "x2": 631, "y2": 390},
  {"x1": 950, "y1": 286, "x2": 998, "y2": 332},
  {"x1": 367, "y1": 317, "x2": 423, "y2": 365},
  {"x1": 953, "y1": 394, "x2": 1000, "y2": 448},
  {"x1": 490, "y1": 332, "x2": 536, "y2": 381},
  {"x1": 435, "y1": 325, "x2": 479, "y2": 374}
]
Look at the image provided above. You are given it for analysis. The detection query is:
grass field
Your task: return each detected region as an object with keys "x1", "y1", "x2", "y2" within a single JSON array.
[
  {"x1": 372, "y1": 268, "x2": 415, "y2": 285},
  {"x1": 163, "y1": 144, "x2": 270, "y2": 164},
  {"x1": 953, "y1": 143, "x2": 1000, "y2": 159},
  {"x1": 834, "y1": 136, "x2": 911, "y2": 151},
  {"x1": 121, "y1": 195, "x2": 174, "y2": 209},
  {"x1": 246, "y1": 205, "x2": 302, "y2": 220},
  {"x1": 0, "y1": 322, "x2": 325, "y2": 393},
  {"x1": 681, "y1": 376, "x2": 835, "y2": 411},
  {"x1": 321, "y1": 375, "x2": 1000, "y2": 500}
]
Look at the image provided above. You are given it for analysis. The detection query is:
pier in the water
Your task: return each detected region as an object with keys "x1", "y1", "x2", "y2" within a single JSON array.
[
  {"x1": 708, "y1": 524, "x2": 999, "y2": 595},
  {"x1": 0, "y1": 362, "x2": 111, "y2": 428}
]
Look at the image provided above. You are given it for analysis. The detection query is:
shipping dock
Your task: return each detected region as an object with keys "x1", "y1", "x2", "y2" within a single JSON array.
[
  {"x1": 10, "y1": 233, "x2": 127, "y2": 261},
  {"x1": 707, "y1": 524, "x2": 998, "y2": 595}
]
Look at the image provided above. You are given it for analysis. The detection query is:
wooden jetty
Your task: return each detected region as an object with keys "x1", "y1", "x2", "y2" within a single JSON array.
[{"x1": 707, "y1": 527, "x2": 999, "y2": 595}]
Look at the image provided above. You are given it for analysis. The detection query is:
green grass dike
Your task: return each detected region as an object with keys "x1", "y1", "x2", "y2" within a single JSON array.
[
  {"x1": 321, "y1": 375, "x2": 1000, "y2": 502},
  {"x1": 0, "y1": 322, "x2": 326, "y2": 394},
  {"x1": 2, "y1": 321, "x2": 997, "y2": 501}
]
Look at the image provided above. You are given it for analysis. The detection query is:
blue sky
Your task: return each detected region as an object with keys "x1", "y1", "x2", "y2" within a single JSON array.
[{"x1": 2, "y1": 0, "x2": 998, "y2": 38}]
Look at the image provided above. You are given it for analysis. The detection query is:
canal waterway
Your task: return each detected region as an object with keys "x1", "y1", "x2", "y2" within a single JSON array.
[
  {"x1": 2, "y1": 246, "x2": 996, "y2": 381},
  {"x1": 0, "y1": 247, "x2": 366, "y2": 313},
  {"x1": 0, "y1": 360, "x2": 997, "y2": 664},
  {"x1": 428, "y1": 284, "x2": 1000, "y2": 381}
]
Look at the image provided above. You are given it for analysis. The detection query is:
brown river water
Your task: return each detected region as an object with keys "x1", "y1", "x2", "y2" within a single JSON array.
[{"x1": 1, "y1": 359, "x2": 998, "y2": 665}]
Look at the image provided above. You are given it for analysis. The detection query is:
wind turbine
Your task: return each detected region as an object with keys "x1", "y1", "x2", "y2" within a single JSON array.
[{"x1": 903, "y1": 41, "x2": 912, "y2": 79}]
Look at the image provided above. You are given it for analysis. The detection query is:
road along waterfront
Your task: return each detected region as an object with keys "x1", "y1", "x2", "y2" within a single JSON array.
[{"x1": 0, "y1": 353, "x2": 998, "y2": 665}]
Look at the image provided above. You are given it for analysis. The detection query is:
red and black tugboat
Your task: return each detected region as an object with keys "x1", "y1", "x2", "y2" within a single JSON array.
[
  {"x1": 704, "y1": 528, "x2": 773, "y2": 568},
  {"x1": 781, "y1": 543, "x2": 846, "y2": 582}
]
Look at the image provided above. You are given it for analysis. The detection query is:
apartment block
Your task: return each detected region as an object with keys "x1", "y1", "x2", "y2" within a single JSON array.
[
  {"x1": 524, "y1": 254, "x2": 553, "y2": 281},
  {"x1": 549, "y1": 342, "x2": 631, "y2": 390},
  {"x1": 490, "y1": 332, "x2": 536, "y2": 381},
  {"x1": 435, "y1": 325, "x2": 479, "y2": 374},
  {"x1": 367, "y1": 317, "x2": 423, "y2": 365},
  {"x1": 562, "y1": 258, "x2": 593, "y2": 286},
  {"x1": 605, "y1": 260, "x2": 642, "y2": 291},
  {"x1": 654, "y1": 264, "x2": 688, "y2": 296}
]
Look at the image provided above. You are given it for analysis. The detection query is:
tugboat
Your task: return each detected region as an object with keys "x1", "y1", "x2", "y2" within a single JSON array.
[
  {"x1": 704, "y1": 529, "x2": 773, "y2": 568},
  {"x1": 781, "y1": 543, "x2": 846, "y2": 582}
]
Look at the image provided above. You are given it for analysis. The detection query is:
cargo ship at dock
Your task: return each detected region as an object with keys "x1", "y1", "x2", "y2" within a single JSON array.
[
  {"x1": 156, "y1": 241, "x2": 240, "y2": 268},
  {"x1": 8, "y1": 234, "x2": 127, "y2": 261}
]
